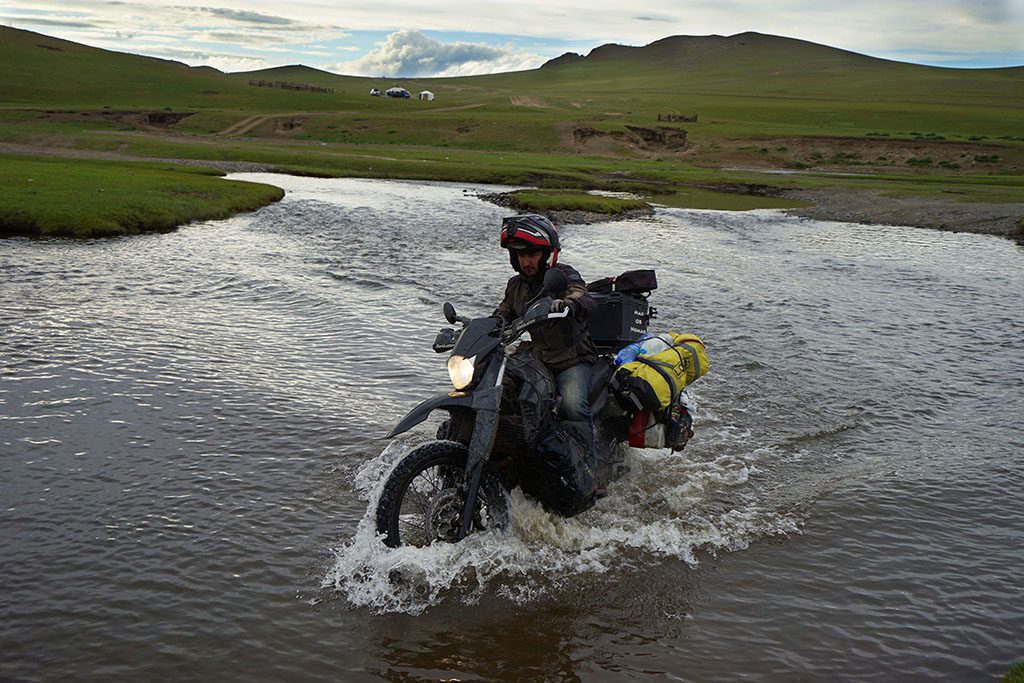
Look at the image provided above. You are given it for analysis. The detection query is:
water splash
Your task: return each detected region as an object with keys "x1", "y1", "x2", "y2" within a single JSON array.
[{"x1": 324, "y1": 436, "x2": 802, "y2": 615}]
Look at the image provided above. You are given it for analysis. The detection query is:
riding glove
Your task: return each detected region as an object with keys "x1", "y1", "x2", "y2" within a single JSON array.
[{"x1": 550, "y1": 299, "x2": 577, "y2": 316}]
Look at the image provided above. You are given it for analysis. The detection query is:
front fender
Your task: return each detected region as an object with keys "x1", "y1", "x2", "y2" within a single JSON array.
[{"x1": 385, "y1": 391, "x2": 474, "y2": 438}]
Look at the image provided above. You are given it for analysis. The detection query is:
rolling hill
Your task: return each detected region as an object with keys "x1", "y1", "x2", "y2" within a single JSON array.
[
  {"x1": 4, "y1": 25, "x2": 1021, "y2": 114},
  {"x1": 1, "y1": 24, "x2": 1022, "y2": 239},
  {"x1": 0, "y1": 26, "x2": 370, "y2": 110}
]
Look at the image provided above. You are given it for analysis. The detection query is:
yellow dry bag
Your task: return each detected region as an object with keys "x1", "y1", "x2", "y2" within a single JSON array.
[{"x1": 612, "y1": 333, "x2": 708, "y2": 412}]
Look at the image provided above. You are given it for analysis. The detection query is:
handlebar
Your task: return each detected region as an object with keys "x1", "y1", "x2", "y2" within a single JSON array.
[
  {"x1": 501, "y1": 299, "x2": 570, "y2": 342},
  {"x1": 433, "y1": 297, "x2": 573, "y2": 353}
]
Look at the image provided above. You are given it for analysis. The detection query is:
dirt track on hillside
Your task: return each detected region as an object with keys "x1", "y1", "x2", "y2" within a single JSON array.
[
  {"x1": 509, "y1": 96, "x2": 547, "y2": 108},
  {"x1": 425, "y1": 103, "x2": 487, "y2": 113},
  {"x1": 219, "y1": 114, "x2": 274, "y2": 136}
]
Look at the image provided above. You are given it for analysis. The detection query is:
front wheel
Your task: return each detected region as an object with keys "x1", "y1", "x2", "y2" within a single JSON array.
[{"x1": 375, "y1": 440, "x2": 509, "y2": 548}]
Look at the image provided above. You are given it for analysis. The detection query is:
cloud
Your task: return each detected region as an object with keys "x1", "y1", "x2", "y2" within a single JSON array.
[
  {"x1": 951, "y1": 0, "x2": 1014, "y2": 23},
  {"x1": 192, "y1": 6, "x2": 298, "y2": 26},
  {"x1": 201, "y1": 30, "x2": 281, "y2": 44},
  {"x1": 3, "y1": 16, "x2": 99, "y2": 28},
  {"x1": 326, "y1": 28, "x2": 543, "y2": 76},
  {"x1": 132, "y1": 45, "x2": 271, "y2": 71},
  {"x1": 197, "y1": 28, "x2": 339, "y2": 46},
  {"x1": 433, "y1": 52, "x2": 546, "y2": 77},
  {"x1": 882, "y1": 46, "x2": 1023, "y2": 68}
]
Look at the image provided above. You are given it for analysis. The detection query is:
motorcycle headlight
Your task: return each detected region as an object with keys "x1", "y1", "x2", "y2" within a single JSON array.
[{"x1": 447, "y1": 354, "x2": 476, "y2": 390}]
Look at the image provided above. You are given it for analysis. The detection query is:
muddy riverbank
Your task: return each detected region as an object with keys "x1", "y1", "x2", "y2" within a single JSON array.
[{"x1": 781, "y1": 187, "x2": 1024, "y2": 240}]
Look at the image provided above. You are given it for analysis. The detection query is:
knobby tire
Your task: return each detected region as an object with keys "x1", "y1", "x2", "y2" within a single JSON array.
[{"x1": 375, "y1": 440, "x2": 508, "y2": 548}]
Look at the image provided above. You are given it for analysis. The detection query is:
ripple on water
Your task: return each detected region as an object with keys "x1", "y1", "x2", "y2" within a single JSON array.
[{"x1": 1, "y1": 176, "x2": 1022, "y2": 680}]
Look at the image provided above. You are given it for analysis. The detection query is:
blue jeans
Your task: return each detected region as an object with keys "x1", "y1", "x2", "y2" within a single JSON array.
[{"x1": 555, "y1": 362, "x2": 596, "y2": 465}]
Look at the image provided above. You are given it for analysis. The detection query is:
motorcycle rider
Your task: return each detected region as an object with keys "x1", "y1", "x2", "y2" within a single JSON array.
[{"x1": 493, "y1": 214, "x2": 599, "y2": 469}]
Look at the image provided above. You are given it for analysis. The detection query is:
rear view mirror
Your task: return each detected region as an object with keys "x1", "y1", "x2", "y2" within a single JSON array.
[{"x1": 443, "y1": 302, "x2": 458, "y2": 324}]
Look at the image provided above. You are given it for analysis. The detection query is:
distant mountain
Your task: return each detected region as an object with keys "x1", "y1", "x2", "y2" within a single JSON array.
[
  {"x1": 540, "y1": 52, "x2": 585, "y2": 69},
  {"x1": 524, "y1": 31, "x2": 1024, "y2": 105},
  {"x1": 541, "y1": 31, "x2": 1018, "y2": 71},
  {"x1": 231, "y1": 64, "x2": 347, "y2": 84}
]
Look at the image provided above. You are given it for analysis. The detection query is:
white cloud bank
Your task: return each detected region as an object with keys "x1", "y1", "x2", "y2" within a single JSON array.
[{"x1": 326, "y1": 29, "x2": 545, "y2": 77}]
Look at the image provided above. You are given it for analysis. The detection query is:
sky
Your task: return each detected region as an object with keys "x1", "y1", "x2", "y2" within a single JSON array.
[{"x1": 2, "y1": 0, "x2": 1022, "y2": 76}]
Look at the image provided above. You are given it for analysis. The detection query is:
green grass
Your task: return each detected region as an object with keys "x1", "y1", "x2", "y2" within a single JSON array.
[
  {"x1": 5, "y1": 25, "x2": 1022, "y2": 148},
  {"x1": 1004, "y1": 661, "x2": 1024, "y2": 683},
  {"x1": 29, "y1": 127, "x2": 818, "y2": 194},
  {"x1": 1, "y1": 25, "x2": 1022, "y2": 237},
  {"x1": 0, "y1": 155, "x2": 284, "y2": 237},
  {"x1": 504, "y1": 189, "x2": 651, "y2": 214}
]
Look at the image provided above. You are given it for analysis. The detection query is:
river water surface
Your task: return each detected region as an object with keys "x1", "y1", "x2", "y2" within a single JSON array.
[{"x1": 2, "y1": 174, "x2": 1022, "y2": 681}]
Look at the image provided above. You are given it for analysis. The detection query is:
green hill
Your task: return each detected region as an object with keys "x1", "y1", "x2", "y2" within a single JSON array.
[
  {"x1": 1, "y1": 25, "x2": 1022, "y2": 237},
  {"x1": 224, "y1": 30, "x2": 1024, "y2": 147},
  {"x1": 433, "y1": 32, "x2": 1024, "y2": 139},
  {"x1": 3, "y1": 24, "x2": 1021, "y2": 139},
  {"x1": 530, "y1": 32, "x2": 1024, "y2": 105},
  {"x1": 0, "y1": 26, "x2": 371, "y2": 110},
  {"x1": 6, "y1": 25, "x2": 1015, "y2": 120}
]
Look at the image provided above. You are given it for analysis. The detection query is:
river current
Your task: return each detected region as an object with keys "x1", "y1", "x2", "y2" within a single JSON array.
[{"x1": 2, "y1": 174, "x2": 1022, "y2": 681}]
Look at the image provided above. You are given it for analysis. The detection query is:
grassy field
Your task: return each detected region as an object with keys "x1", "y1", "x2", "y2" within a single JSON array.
[
  {"x1": 0, "y1": 154, "x2": 284, "y2": 237},
  {"x1": 1, "y1": 25, "x2": 1022, "y2": 237}
]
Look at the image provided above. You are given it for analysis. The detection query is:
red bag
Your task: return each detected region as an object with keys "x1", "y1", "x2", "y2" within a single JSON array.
[{"x1": 628, "y1": 410, "x2": 665, "y2": 448}]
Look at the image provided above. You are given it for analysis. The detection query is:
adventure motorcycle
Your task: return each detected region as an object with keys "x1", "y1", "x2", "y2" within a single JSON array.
[{"x1": 375, "y1": 269, "x2": 691, "y2": 548}]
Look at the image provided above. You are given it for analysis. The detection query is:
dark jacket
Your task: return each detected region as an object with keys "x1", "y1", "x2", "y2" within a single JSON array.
[{"x1": 493, "y1": 263, "x2": 598, "y2": 373}]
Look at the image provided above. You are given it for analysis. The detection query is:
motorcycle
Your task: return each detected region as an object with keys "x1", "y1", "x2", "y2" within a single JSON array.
[{"x1": 374, "y1": 268, "x2": 689, "y2": 548}]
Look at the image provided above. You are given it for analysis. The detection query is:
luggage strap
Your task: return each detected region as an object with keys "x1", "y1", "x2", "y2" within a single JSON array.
[
  {"x1": 634, "y1": 341, "x2": 701, "y2": 408},
  {"x1": 674, "y1": 340, "x2": 703, "y2": 379},
  {"x1": 635, "y1": 354, "x2": 679, "y2": 407}
]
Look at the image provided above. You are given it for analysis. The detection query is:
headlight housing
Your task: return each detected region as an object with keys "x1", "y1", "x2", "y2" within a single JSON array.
[{"x1": 447, "y1": 354, "x2": 476, "y2": 390}]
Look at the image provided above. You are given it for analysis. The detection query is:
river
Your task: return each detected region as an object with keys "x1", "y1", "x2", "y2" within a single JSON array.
[{"x1": 2, "y1": 174, "x2": 1022, "y2": 681}]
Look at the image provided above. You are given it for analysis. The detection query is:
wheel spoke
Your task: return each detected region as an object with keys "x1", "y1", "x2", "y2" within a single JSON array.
[{"x1": 376, "y1": 442, "x2": 508, "y2": 547}]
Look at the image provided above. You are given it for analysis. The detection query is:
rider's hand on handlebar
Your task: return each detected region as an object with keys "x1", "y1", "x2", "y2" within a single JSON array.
[{"x1": 550, "y1": 299, "x2": 576, "y2": 316}]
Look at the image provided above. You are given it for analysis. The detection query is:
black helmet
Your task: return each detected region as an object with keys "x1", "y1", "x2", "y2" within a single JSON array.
[{"x1": 499, "y1": 214, "x2": 560, "y2": 273}]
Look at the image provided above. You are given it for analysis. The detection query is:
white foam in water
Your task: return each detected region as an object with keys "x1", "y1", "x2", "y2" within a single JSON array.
[{"x1": 325, "y1": 424, "x2": 801, "y2": 614}]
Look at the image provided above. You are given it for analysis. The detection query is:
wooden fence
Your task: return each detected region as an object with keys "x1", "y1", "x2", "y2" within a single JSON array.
[
  {"x1": 657, "y1": 113, "x2": 698, "y2": 122},
  {"x1": 248, "y1": 79, "x2": 334, "y2": 94}
]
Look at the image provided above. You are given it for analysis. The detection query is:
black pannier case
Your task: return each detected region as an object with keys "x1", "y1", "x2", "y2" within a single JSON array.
[
  {"x1": 587, "y1": 292, "x2": 652, "y2": 353},
  {"x1": 586, "y1": 269, "x2": 657, "y2": 352}
]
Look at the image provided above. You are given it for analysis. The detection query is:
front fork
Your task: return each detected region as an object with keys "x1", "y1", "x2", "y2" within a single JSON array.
[{"x1": 456, "y1": 354, "x2": 508, "y2": 540}]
